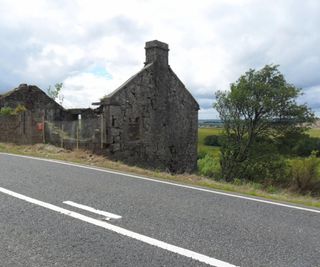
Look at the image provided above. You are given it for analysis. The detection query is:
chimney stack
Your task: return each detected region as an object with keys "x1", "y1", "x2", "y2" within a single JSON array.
[{"x1": 145, "y1": 40, "x2": 169, "y2": 66}]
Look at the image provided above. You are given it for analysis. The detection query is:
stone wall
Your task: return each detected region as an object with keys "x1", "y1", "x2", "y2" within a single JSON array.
[
  {"x1": 45, "y1": 116, "x2": 102, "y2": 152},
  {"x1": 0, "y1": 111, "x2": 43, "y2": 144}
]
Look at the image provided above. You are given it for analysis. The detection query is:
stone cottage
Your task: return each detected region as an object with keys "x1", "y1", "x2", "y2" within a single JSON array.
[{"x1": 97, "y1": 40, "x2": 199, "y2": 172}]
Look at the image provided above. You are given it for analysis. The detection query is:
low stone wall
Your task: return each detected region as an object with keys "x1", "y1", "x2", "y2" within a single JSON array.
[
  {"x1": 0, "y1": 111, "x2": 43, "y2": 144},
  {"x1": 45, "y1": 117, "x2": 103, "y2": 153},
  {"x1": 0, "y1": 110, "x2": 103, "y2": 153}
]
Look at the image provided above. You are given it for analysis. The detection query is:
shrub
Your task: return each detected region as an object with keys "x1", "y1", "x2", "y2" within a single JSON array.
[
  {"x1": 0, "y1": 105, "x2": 27, "y2": 116},
  {"x1": 289, "y1": 152, "x2": 320, "y2": 193},
  {"x1": 203, "y1": 135, "x2": 221, "y2": 146},
  {"x1": 197, "y1": 150, "x2": 207, "y2": 160},
  {"x1": 198, "y1": 154, "x2": 221, "y2": 178},
  {"x1": 292, "y1": 137, "x2": 320, "y2": 157},
  {"x1": 14, "y1": 104, "x2": 27, "y2": 114},
  {"x1": 277, "y1": 133, "x2": 320, "y2": 157},
  {"x1": 0, "y1": 107, "x2": 14, "y2": 116},
  {"x1": 234, "y1": 156, "x2": 289, "y2": 185},
  {"x1": 220, "y1": 136, "x2": 289, "y2": 184}
]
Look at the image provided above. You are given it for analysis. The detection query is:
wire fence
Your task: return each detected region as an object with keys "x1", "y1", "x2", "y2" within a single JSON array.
[{"x1": 44, "y1": 115, "x2": 105, "y2": 151}]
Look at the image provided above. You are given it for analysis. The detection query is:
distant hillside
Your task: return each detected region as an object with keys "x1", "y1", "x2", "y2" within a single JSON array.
[
  {"x1": 198, "y1": 119, "x2": 223, "y2": 128},
  {"x1": 199, "y1": 119, "x2": 320, "y2": 128}
]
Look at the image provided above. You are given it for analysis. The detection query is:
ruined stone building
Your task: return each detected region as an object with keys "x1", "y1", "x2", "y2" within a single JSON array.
[
  {"x1": 0, "y1": 84, "x2": 97, "y2": 146},
  {"x1": 97, "y1": 40, "x2": 199, "y2": 172},
  {"x1": 0, "y1": 84, "x2": 69, "y2": 121},
  {"x1": 0, "y1": 40, "x2": 199, "y2": 173},
  {"x1": 0, "y1": 84, "x2": 96, "y2": 121}
]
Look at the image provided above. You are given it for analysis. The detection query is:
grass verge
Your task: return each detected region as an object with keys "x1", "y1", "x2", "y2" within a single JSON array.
[{"x1": 0, "y1": 142, "x2": 320, "y2": 209}]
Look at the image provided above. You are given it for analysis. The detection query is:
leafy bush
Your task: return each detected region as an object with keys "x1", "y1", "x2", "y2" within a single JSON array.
[
  {"x1": 0, "y1": 105, "x2": 27, "y2": 116},
  {"x1": 198, "y1": 154, "x2": 221, "y2": 178},
  {"x1": 277, "y1": 133, "x2": 320, "y2": 157},
  {"x1": 0, "y1": 107, "x2": 14, "y2": 115},
  {"x1": 219, "y1": 136, "x2": 289, "y2": 184},
  {"x1": 292, "y1": 137, "x2": 320, "y2": 157},
  {"x1": 14, "y1": 104, "x2": 27, "y2": 114},
  {"x1": 232, "y1": 155, "x2": 289, "y2": 185},
  {"x1": 197, "y1": 150, "x2": 207, "y2": 160},
  {"x1": 203, "y1": 135, "x2": 221, "y2": 146},
  {"x1": 289, "y1": 152, "x2": 320, "y2": 193}
]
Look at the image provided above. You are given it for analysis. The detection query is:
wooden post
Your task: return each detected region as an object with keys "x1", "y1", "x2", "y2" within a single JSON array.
[
  {"x1": 61, "y1": 124, "x2": 64, "y2": 148},
  {"x1": 100, "y1": 113, "x2": 104, "y2": 149},
  {"x1": 42, "y1": 113, "x2": 45, "y2": 144},
  {"x1": 76, "y1": 124, "x2": 79, "y2": 150}
]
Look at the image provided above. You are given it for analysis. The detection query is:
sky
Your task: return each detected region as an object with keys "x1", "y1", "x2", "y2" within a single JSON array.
[{"x1": 0, "y1": 0, "x2": 319, "y2": 119}]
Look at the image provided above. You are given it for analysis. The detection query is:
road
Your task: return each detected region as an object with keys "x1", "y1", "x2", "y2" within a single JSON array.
[{"x1": 0, "y1": 153, "x2": 319, "y2": 267}]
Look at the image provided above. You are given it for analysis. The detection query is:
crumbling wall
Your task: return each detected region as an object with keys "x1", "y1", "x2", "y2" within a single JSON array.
[
  {"x1": 0, "y1": 111, "x2": 43, "y2": 144},
  {"x1": 0, "y1": 84, "x2": 72, "y2": 121},
  {"x1": 0, "y1": 84, "x2": 102, "y2": 150}
]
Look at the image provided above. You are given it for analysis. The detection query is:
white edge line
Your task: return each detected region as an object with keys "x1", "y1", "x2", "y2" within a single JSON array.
[
  {"x1": 0, "y1": 186, "x2": 237, "y2": 267},
  {"x1": 1, "y1": 152, "x2": 320, "y2": 215},
  {"x1": 63, "y1": 201, "x2": 122, "y2": 219}
]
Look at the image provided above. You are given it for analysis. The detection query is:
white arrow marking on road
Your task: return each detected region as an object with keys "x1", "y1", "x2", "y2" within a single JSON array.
[
  {"x1": 0, "y1": 186, "x2": 238, "y2": 267},
  {"x1": 63, "y1": 201, "x2": 122, "y2": 220}
]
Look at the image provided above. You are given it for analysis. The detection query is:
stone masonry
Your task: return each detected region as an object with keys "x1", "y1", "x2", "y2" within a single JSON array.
[{"x1": 100, "y1": 40, "x2": 199, "y2": 172}]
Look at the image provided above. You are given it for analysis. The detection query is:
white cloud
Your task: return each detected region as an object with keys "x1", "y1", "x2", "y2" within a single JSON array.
[{"x1": 0, "y1": 0, "x2": 319, "y2": 119}]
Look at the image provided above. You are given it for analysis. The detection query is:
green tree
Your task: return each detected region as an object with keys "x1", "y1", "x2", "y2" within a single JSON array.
[
  {"x1": 47, "y1": 83, "x2": 64, "y2": 105},
  {"x1": 214, "y1": 65, "x2": 315, "y2": 182}
]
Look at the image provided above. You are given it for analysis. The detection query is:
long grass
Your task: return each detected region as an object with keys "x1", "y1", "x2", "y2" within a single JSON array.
[{"x1": 308, "y1": 128, "x2": 320, "y2": 138}]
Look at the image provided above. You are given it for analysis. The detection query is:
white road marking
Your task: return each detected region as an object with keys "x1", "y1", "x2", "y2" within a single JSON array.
[
  {"x1": 1, "y1": 152, "x2": 320, "y2": 215},
  {"x1": 63, "y1": 200, "x2": 121, "y2": 220},
  {"x1": 0, "y1": 186, "x2": 237, "y2": 267}
]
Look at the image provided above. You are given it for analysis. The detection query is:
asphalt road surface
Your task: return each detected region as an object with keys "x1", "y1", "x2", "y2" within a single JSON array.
[{"x1": 0, "y1": 153, "x2": 319, "y2": 267}]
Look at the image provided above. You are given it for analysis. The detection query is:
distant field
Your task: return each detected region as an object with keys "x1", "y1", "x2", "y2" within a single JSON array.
[
  {"x1": 309, "y1": 128, "x2": 320, "y2": 137},
  {"x1": 198, "y1": 128, "x2": 222, "y2": 157},
  {"x1": 198, "y1": 127, "x2": 320, "y2": 157}
]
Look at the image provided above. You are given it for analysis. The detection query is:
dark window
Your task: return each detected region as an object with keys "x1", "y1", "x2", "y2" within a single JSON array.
[
  {"x1": 128, "y1": 117, "x2": 140, "y2": 141},
  {"x1": 112, "y1": 116, "x2": 116, "y2": 127}
]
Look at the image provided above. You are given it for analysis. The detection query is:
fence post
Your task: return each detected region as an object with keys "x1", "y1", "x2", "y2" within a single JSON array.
[
  {"x1": 76, "y1": 124, "x2": 79, "y2": 150},
  {"x1": 101, "y1": 113, "x2": 104, "y2": 149},
  {"x1": 42, "y1": 112, "x2": 45, "y2": 144},
  {"x1": 61, "y1": 124, "x2": 64, "y2": 148}
]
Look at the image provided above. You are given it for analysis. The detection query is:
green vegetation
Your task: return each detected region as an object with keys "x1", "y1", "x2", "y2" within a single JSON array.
[
  {"x1": 198, "y1": 64, "x2": 320, "y2": 197},
  {"x1": 198, "y1": 127, "x2": 320, "y2": 195},
  {"x1": 289, "y1": 152, "x2": 320, "y2": 193},
  {"x1": 309, "y1": 128, "x2": 320, "y2": 138},
  {"x1": 198, "y1": 128, "x2": 221, "y2": 158},
  {"x1": 0, "y1": 104, "x2": 27, "y2": 116},
  {"x1": 0, "y1": 107, "x2": 14, "y2": 115},
  {"x1": 47, "y1": 83, "x2": 64, "y2": 105},
  {"x1": 214, "y1": 64, "x2": 314, "y2": 182}
]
